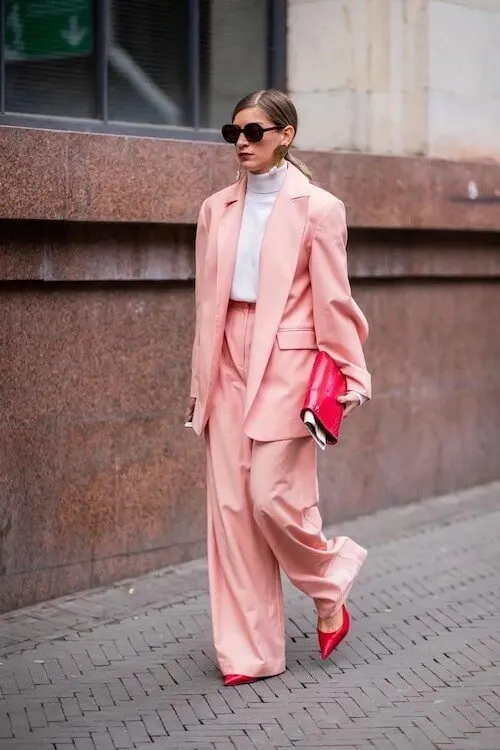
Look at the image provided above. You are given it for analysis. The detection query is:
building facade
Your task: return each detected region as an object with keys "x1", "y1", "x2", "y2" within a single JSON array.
[
  {"x1": 1, "y1": 0, "x2": 499, "y2": 612},
  {"x1": 290, "y1": 0, "x2": 500, "y2": 161}
]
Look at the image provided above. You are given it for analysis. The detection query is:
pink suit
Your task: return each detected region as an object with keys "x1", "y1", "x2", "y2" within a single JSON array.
[{"x1": 190, "y1": 164, "x2": 371, "y2": 678}]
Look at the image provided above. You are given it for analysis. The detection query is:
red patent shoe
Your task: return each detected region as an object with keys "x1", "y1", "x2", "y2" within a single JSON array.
[
  {"x1": 317, "y1": 605, "x2": 350, "y2": 660},
  {"x1": 223, "y1": 674, "x2": 257, "y2": 687}
]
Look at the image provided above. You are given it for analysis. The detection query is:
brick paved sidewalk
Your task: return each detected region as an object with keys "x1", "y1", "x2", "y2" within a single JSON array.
[{"x1": 1, "y1": 483, "x2": 499, "y2": 750}]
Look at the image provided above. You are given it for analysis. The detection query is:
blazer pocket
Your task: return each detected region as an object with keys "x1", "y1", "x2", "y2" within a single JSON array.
[{"x1": 276, "y1": 328, "x2": 317, "y2": 350}]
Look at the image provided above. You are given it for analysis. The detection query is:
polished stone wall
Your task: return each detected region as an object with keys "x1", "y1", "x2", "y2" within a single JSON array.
[
  {"x1": 1, "y1": 130, "x2": 499, "y2": 613},
  {"x1": 0, "y1": 280, "x2": 205, "y2": 611},
  {"x1": 1, "y1": 128, "x2": 500, "y2": 230},
  {"x1": 1, "y1": 223, "x2": 499, "y2": 613}
]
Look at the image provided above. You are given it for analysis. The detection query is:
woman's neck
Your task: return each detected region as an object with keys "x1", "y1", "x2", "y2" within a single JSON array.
[{"x1": 246, "y1": 162, "x2": 287, "y2": 194}]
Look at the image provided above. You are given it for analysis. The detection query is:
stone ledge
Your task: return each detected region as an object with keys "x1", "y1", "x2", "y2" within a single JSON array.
[
  {"x1": 1, "y1": 125, "x2": 500, "y2": 230},
  {"x1": 1, "y1": 222, "x2": 499, "y2": 282}
]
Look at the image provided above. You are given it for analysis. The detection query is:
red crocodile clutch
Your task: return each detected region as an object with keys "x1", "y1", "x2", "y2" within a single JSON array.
[{"x1": 300, "y1": 351, "x2": 347, "y2": 445}]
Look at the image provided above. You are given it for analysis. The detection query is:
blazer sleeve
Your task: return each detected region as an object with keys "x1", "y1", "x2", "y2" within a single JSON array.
[
  {"x1": 190, "y1": 200, "x2": 209, "y2": 399},
  {"x1": 309, "y1": 199, "x2": 372, "y2": 399}
]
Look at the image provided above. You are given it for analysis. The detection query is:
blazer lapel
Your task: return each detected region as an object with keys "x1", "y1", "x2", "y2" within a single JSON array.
[
  {"x1": 245, "y1": 165, "x2": 310, "y2": 416},
  {"x1": 214, "y1": 180, "x2": 245, "y2": 332},
  {"x1": 203, "y1": 180, "x2": 245, "y2": 399}
]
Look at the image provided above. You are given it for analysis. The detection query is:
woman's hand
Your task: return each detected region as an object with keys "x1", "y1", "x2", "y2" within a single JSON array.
[
  {"x1": 185, "y1": 397, "x2": 196, "y2": 425},
  {"x1": 337, "y1": 392, "x2": 363, "y2": 418}
]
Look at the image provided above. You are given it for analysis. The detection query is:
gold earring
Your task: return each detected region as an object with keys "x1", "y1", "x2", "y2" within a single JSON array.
[
  {"x1": 235, "y1": 168, "x2": 241, "y2": 181},
  {"x1": 273, "y1": 144, "x2": 288, "y2": 165}
]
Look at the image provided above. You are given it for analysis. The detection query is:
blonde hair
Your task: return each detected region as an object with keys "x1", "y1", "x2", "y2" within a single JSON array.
[{"x1": 232, "y1": 89, "x2": 312, "y2": 181}]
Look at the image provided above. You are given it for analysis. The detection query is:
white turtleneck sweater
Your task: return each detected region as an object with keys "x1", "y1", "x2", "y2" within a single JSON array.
[
  {"x1": 229, "y1": 163, "x2": 365, "y2": 448},
  {"x1": 230, "y1": 163, "x2": 287, "y2": 302}
]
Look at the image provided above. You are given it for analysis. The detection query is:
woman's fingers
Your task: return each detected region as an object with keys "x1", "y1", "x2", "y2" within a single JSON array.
[
  {"x1": 185, "y1": 397, "x2": 196, "y2": 422},
  {"x1": 337, "y1": 393, "x2": 362, "y2": 418}
]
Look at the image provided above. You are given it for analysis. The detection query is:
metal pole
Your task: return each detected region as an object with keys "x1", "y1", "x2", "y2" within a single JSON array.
[
  {"x1": 0, "y1": 0, "x2": 6, "y2": 113},
  {"x1": 268, "y1": 0, "x2": 287, "y2": 91},
  {"x1": 95, "y1": 0, "x2": 109, "y2": 121},
  {"x1": 188, "y1": 0, "x2": 201, "y2": 130}
]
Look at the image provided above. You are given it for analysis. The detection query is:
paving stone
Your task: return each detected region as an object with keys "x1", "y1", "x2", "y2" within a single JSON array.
[
  {"x1": 142, "y1": 711, "x2": 167, "y2": 737},
  {"x1": 124, "y1": 719, "x2": 150, "y2": 743},
  {"x1": 91, "y1": 732, "x2": 116, "y2": 750},
  {"x1": 0, "y1": 712, "x2": 13, "y2": 738},
  {"x1": 75, "y1": 739, "x2": 96, "y2": 750}
]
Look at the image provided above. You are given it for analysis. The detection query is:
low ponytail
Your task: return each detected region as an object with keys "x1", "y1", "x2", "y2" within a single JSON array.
[{"x1": 285, "y1": 150, "x2": 313, "y2": 182}]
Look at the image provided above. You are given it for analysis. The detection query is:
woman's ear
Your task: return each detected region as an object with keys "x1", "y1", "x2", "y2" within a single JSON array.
[{"x1": 282, "y1": 124, "x2": 295, "y2": 147}]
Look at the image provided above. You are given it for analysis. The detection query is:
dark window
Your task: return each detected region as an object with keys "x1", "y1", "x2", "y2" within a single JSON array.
[
  {"x1": 4, "y1": 0, "x2": 95, "y2": 118},
  {"x1": 0, "y1": 0, "x2": 286, "y2": 139}
]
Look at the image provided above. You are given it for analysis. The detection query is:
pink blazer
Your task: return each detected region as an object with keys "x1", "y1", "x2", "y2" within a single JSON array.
[{"x1": 190, "y1": 163, "x2": 371, "y2": 441}]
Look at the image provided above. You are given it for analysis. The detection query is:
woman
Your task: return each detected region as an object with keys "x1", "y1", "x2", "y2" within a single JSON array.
[{"x1": 186, "y1": 89, "x2": 371, "y2": 687}]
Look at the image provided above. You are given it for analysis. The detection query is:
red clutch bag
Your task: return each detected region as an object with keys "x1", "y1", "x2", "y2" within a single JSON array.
[{"x1": 300, "y1": 351, "x2": 347, "y2": 445}]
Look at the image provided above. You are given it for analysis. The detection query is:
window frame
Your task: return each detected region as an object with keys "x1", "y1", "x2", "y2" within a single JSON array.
[{"x1": 0, "y1": 0, "x2": 286, "y2": 141}]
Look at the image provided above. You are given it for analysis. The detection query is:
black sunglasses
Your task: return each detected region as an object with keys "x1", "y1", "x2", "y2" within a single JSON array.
[{"x1": 221, "y1": 122, "x2": 283, "y2": 144}]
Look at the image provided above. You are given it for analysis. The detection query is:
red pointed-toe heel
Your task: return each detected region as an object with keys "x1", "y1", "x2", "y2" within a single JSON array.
[
  {"x1": 223, "y1": 674, "x2": 257, "y2": 687},
  {"x1": 317, "y1": 605, "x2": 350, "y2": 660}
]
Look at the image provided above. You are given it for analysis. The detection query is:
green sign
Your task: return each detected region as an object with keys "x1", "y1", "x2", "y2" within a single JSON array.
[{"x1": 5, "y1": 0, "x2": 92, "y2": 60}]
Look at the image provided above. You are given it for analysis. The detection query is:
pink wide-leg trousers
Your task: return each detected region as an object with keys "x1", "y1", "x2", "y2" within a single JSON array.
[{"x1": 205, "y1": 301, "x2": 367, "y2": 678}]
